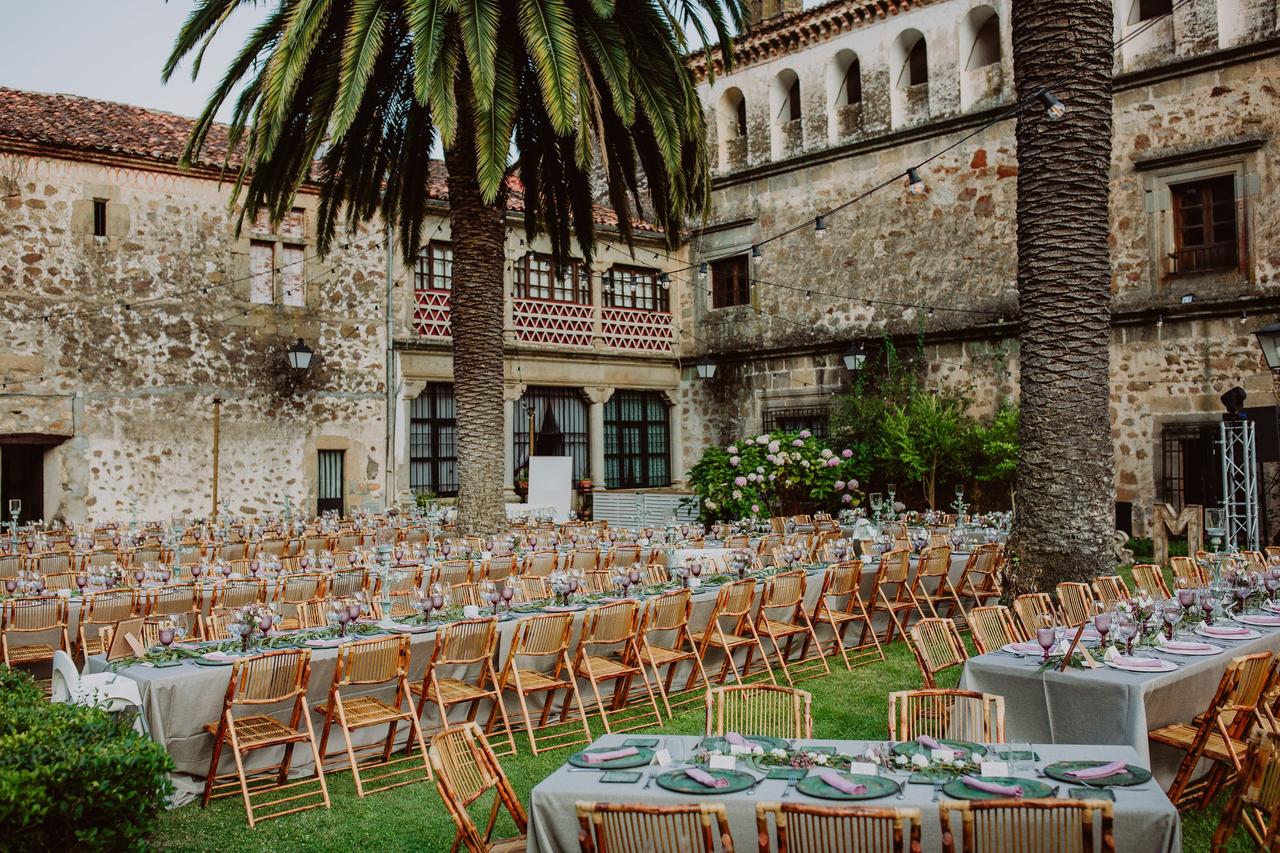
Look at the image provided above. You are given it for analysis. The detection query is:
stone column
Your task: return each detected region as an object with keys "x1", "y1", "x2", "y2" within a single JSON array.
[
  {"x1": 584, "y1": 386, "x2": 614, "y2": 491},
  {"x1": 662, "y1": 389, "x2": 685, "y2": 487}
]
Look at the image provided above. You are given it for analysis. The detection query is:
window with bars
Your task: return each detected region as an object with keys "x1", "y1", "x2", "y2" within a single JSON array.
[
  {"x1": 763, "y1": 407, "x2": 829, "y2": 437},
  {"x1": 513, "y1": 387, "x2": 590, "y2": 484},
  {"x1": 604, "y1": 390, "x2": 671, "y2": 489},
  {"x1": 1169, "y1": 175, "x2": 1238, "y2": 275},
  {"x1": 317, "y1": 449, "x2": 344, "y2": 516},
  {"x1": 248, "y1": 207, "x2": 308, "y2": 306},
  {"x1": 414, "y1": 242, "x2": 453, "y2": 292},
  {"x1": 1159, "y1": 422, "x2": 1222, "y2": 510},
  {"x1": 409, "y1": 383, "x2": 457, "y2": 496},
  {"x1": 603, "y1": 266, "x2": 668, "y2": 311},
  {"x1": 514, "y1": 253, "x2": 591, "y2": 303},
  {"x1": 711, "y1": 254, "x2": 751, "y2": 308}
]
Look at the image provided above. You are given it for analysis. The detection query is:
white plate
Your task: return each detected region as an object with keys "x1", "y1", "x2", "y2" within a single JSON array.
[
  {"x1": 1001, "y1": 642, "x2": 1045, "y2": 656},
  {"x1": 385, "y1": 622, "x2": 432, "y2": 634},
  {"x1": 304, "y1": 637, "x2": 351, "y2": 648},
  {"x1": 1195, "y1": 624, "x2": 1261, "y2": 641},
  {"x1": 1233, "y1": 615, "x2": 1280, "y2": 628},
  {"x1": 1156, "y1": 641, "x2": 1223, "y2": 656},
  {"x1": 1105, "y1": 657, "x2": 1178, "y2": 673}
]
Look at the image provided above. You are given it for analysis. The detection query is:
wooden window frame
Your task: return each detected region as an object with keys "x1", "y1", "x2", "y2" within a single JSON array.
[
  {"x1": 710, "y1": 254, "x2": 751, "y2": 309},
  {"x1": 604, "y1": 390, "x2": 671, "y2": 489},
  {"x1": 514, "y1": 253, "x2": 591, "y2": 304},
  {"x1": 414, "y1": 241, "x2": 453, "y2": 292},
  {"x1": 409, "y1": 383, "x2": 458, "y2": 497},
  {"x1": 1169, "y1": 174, "x2": 1239, "y2": 275},
  {"x1": 247, "y1": 207, "x2": 309, "y2": 307},
  {"x1": 604, "y1": 266, "x2": 668, "y2": 312}
]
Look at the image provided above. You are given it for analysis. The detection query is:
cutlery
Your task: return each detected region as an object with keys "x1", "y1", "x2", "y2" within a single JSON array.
[
  {"x1": 782, "y1": 778, "x2": 798, "y2": 798},
  {"x1": 895, "y1": 777, "x2": 908, "y2": 800},
  {"x1": 932, "y1": 779, "x2": 943, "y2": 802}
]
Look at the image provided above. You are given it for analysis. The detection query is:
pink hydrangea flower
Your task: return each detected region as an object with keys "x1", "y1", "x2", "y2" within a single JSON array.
[
  {"x1": 729, "y1": 456, "x2": 740, "y2": 466},
  {"x1": 799, "y1": 430, "x2": 812, "y2": 439},
  {"x1": 820, "y1": 448, "x2": 833, "y2": 459},
  {"x1": 768, "y1": 441, "x2": 781, "y2": 453},
  {"x1": 834, "y1": 480, "x2": 845, "y2": 491},
  {"x1": 827, "y1": 458, "x2": 840, "y2": 467},
  {"x1": 734, "y1": 476, "x2": 747, "y2": 487},
  {"x1": 792, "y1": 439, "x2": 804, "y2": 447},
  {"x1": 841, "y1": 494, "x2": 853, "y2": 504},
  {"x1": 841, "y1": 449, "x2": 853, "y2": 459},
  {"x1": 751, "y1": 504, "x2": 761, "y2": 514},
  {"x1": 726, "y1": 445, "x2": 739, "y2": 455}
]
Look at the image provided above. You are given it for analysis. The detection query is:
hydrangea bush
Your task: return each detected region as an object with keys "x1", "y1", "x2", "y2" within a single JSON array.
[{"x1": 685, "y1": 430, "x2": 863, "y2": 522}]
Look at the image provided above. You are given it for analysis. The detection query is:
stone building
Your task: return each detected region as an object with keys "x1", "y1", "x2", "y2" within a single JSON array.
[
  {"x1": 679, "y1": 0, "x2": 1280, "y2": 538},
  {"x1": 0, "y1": 89, "x2": 688, "y2": 523}
]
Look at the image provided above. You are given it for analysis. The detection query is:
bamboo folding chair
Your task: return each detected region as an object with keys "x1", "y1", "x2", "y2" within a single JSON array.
[
  {"x1": 1132, "y1": 564, "x2": 1172, "y2": 599},
  {"x1": 254, "y1": 538, "x2": 289, "y2": 559},
  {"x1": 1012, "y1": 593, "x2": 1057, "y2": 637},
  {"x1": 327, "y1": 567, "x2": 368, "y2": 598},
  {"x1": 81, "y1": 548, "x2": 119, "y2": 572},
  {"x1": 201, "y1": 649, "x2": 330, "y2": 827},
  {"x1": 374, "y1": 565, "x2": 423, "y2": 596},
  {"x1": 955, "y1": 544, "x2": 1004, "y2": 611},
  {"x1": 723, "y1": 534, "x2": 750, "y2": 549},
  {"x1": 860, "y1": 549, "x2": 922, "y2": 646},
  {"x1": 419, "y1": 618, "x2": 516, "y2": 756},
  {"x1": 2, "y1": 595, "x2": 70, "y2": 690},
  {"x1": 335, "y1": 534, "x2": 362, "y2": 553},
  {"x1": 1171, "y1": 556, "x2": 1208, "y2": 587},
  {"x1": 515, "y1": 576, "x2": 549, "y2": 603},
  {"x1": 757, "y1": 533, "x2": 783, "y2": 561},
  {"x1": 705, "y1": 684, "x2": 813, "y2": 739},
  {"x1": 484, "y1": 554, "x2": 518, "y2": 583},
  {"x1": 907, "y1": 618, "x2": 969, "y2": 689},
  {"x1": 491, "y1": 613, "x2": 591, "y2": 755},
  {"x1": 802, "y1": 560, "x2": 884, "y2": 670},
  {"x1": 566, "y1": 548, "x2": 599, "y2": 573},
  {"x1": 35, "y1": 551, "x2": 72, "y2": 574},
  {"x1": 638, "y1": 589, "x2": 709, "y2": 716},
  {"x1": 1055, "y1": 582, "x2": 1096, "y2": 627},
  {"x1": 434, "y1": 560, "x2": 475, "y2": 588},
  {"x1": 749, "y1": 570, "x2": 829, "y2": 685},
  {"x1": 1213, "y1": 730, "x2": 1280, "y2": 851},
  {"x1": 202, "y1": 607, "x2": 239, "y2": 641},
  {"x1": 145, "y1": 583, "x2": 200, "y2": 618},
  {"x1": 1150, "y1": 651, "x2": 1275, "y2": 809},
  {"x1": 522, "y1": 551, "x2": 558, "y2": 578},
  {"x1": 685, "y1": 579, "x2": 775, "y2": 690},
  {"x1": 314, "y1": 635, "x2": 431, "y2": 797},
  {"x1": 756, "y1": 802, "x2": 922, "y2": 853},
  {"x1": 429, "y1": 723, "x2": 528, "y2": 853},
  {"x1": 210, "y1": 578, "x2": 267, "y2": 609},
  {"x1": 577, "y1": 802, "x2": 733, "y2": 853},
  {"x1": 1092, "y1": 575, "x2": 1132, "y2": 610},
  {"x1": 43, "y1": 571, "x2": 78, "y2": 591},
  {"x1": 78, "y1": 587, "x2": 138, "y2": 661},
  {"x1": 968, "y1": 605, "x2": 1025, "y2": 652},
  {"x1": 0, "y1": 554, "x2": 20, "y2": 578},
  {"x1": 606, "y1": 544, "x2": 641, "y2": 571},
  {"x1": 888, "y1": 688, "x2": 1005, "y2": 743},
  {"x1": 908, "y1": 545, "x2": 967, "y2": 624},
  {"x1": 569, "y1": 600, "x2": 664, "y2": 733},
  {"x1": 128, "y1": 546, "x2": 162, "y2": 567},
  {"x1": 938, "y1": 799, "x2": 1114, "y2": 853}
]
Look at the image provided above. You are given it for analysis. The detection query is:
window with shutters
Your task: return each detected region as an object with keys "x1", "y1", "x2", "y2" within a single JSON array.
[
  {"x1": 247, "y1": 207, "x2": 308, "y2": 306},
  {"x1": 711, "y1": 254, "x2": 751, "y2": 308},
  {"x1": 1169, "y1": 175, "x2": 1239, "y2": 275}
]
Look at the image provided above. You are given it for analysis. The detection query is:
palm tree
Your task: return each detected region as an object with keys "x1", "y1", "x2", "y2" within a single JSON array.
[
  {"x1": 1005, "y1": 0, "x2": 1115, "y2": 594},
  {"x1": 164, "y1": 0, "x2": 745, "y2": 533}
]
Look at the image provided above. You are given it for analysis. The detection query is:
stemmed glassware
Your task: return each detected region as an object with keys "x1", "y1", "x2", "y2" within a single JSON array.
[
  {"x1": 1093, "y1": 610, "x2": 1112, "y2": 648},
  {"x1": 1035, "y1": 622, "x2": 1056, "y2": 663},
  {"x1": 1161, "y1": 603, "x2": 1182, "y2": 640}
]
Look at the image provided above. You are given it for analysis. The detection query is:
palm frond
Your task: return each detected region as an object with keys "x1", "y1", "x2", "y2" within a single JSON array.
[{"x1": 515, "y1": 0, "x2": 579, "y2": 135}]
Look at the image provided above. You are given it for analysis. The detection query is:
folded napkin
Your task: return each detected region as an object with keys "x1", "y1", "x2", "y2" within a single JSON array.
[
  {"x1": 1114, "y1": 655, "x2": 1165, "y2": 669},
  {"x1": 203, "y1": 651, "x2": 240, "y2": 662},
  {"x1": 1067, "y1": 761, "x2": 1127, "y2": 780},
  {"x1": 1241, "y1": 614, "x2": 1280, "y2": 626},
  {"x1": 684, "y1": 767, "x2": 729, "y2": 789},
  {"x1": 961, "y1": 775, "x2": 1023, "y2": 797},
  {"x1": 916, "y1": 735, "x2": 958, "y2": 757},
  {"x1": 818, "y1": 771, "x2": 867, "y2": 795},
  {"x1": 1201, "y1": 624, "x2": 1250, "y2": 637},
  {"x1": 724, "y1": 732, "x2": 748, "y2": 747},
  {"x1": 1160, "y1": 639, "x2": 1213, "y2": 652},
  {"x1": 581, "y1": 747, "x2": 638, "y2": 765},
  {"x1": 1007, "y1": 642, "x2": 1043, "y2": 654}
]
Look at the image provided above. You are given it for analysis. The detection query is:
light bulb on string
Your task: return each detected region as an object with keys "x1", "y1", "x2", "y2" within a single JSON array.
[
  {"x1": 751, "y1": 244, "x2": 762, "y2": 260},
  {"x1": 906, "y1": 168, "x2": 926, "y2": 196},
  {"x1": 1037, "y1": 90, "x2": 1067, "y2": 120},
  {"x1": 699, "y1": 262, "x2": 708, "y2": 278},
  {"x1": 814, "y1": 216, "x2": 827, "y2": 239}
]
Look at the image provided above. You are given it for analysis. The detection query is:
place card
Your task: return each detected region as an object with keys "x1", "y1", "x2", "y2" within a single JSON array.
[
  {"x1": 847, "y1": 761, "x2": 878, "y2": 776},
  {"x1": 729, "y1": 744, "x2": 752, "y2": 756},
  {"x1": 600, "y1": 770, "x2": 642, "y2": 784},
  {"x1": 623, "y1": 737, "x2": 659, "y2": 748},
  {"x1": 1069, "y1": 786, "x2": 1114, "y2": 801},
  {"x1": 980, "y1": 761, "x2": 1009, "y2": 776},
  {"x1": 708, "y1": 753, "x2": 736, "y2": 771},
  {"x1": 652, "y1": 748, "x2": 673, "y2": 767},
  {"x1": 931, "y1": 748, "x2": 956, "y2": 761},
  {"x1": 124, "y1": 632, "x2": 145, "y2": 657}
]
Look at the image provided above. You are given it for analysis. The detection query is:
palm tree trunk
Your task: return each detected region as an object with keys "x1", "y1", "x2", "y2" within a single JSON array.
[
  {"x1": 1006, "y1": 0, "x2": 1115, "y2": 595},
  {"x1": 444, "y1": 105, "x2": 508, "y2": 536}
]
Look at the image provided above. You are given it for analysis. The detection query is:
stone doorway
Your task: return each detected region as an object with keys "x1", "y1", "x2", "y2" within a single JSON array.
[{"x1": 0, "y1": 438, "x2": 54, "y2": 524}]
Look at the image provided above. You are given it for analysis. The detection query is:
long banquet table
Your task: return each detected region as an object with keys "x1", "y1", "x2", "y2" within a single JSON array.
[
  {"x1": 961, "y1": 620, "x2": 1280, "y2": 786},
  {"x1": 527, "y1": 734, "x2": 1180, "y2": 853}
]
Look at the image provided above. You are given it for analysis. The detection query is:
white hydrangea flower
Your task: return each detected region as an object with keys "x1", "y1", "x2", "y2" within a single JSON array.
[{"x1": 911, "y1": 753, "x2": 930, "y2": 768}]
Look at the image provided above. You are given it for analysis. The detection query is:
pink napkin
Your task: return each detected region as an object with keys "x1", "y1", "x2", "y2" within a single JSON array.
[
  {"x1": 582, "y1": 747, "x2": 638, "y2": 765},
  {"x1": 1067, "y1": 761, "x2": 1127, "y2": 780},
  {"x1": 818, "y1": 771, "x2": 867, "y2": 795},
  {"x1": 916, "y1": 735, "x2": 958, "y2": 757},
  {"x1": 1242, "y1": 614, "x2": 1280, "y2": 626},
  {"x1": 724, "y1": 732, "x2": 748, "y2": 747},
  {"x1": 203, "y1": 651, "x2": 240, "y2": 662},
  {"x1": 1161, "y1": 640, "x2": 1213, "y2": 652},
  {"x1": 961, "y1": 775, "x2": 1023, "y2": 797},
  {"x1": 1201, "y1": 624, "x2": 1250, "y2": 637},
  {"x1": 1008, "y1": 642, "x2": 1043, "y2": 654},
  {"x1": 1114, "y1": 656, "x2": 1165, "y2": 669},
  {"x1": 685, "y1": 768, "x2": 729, "y2": 789}
]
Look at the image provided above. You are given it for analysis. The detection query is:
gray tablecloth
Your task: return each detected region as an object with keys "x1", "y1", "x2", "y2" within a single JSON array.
[
  {"x1": 528, "y1": 735, "x2": 1180, "y2": 853},
  {"x1": 961, "y1": 623, "x2": 1280, "y2": 786}
]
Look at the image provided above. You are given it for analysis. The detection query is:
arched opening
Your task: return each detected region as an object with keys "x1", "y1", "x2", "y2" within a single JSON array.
[
  {"x1": 891, "y1": 29, "x2": 930, "y2": 127},
  {"x1": 961, "y1": 6, "x2": 1004, "y2": 110},
  {"x1": 716, "y1": 87, "x2": 748, "y2": 170},
  {"x1": 906, "y1": 37, "x2": 928, "y2": 87},
  {"x1": 966, "y1": 9, "x2": 1001, "y2": 69},
  {"x1": 770, "y1": 69, "x2": 803, "y2": 158},
  {"x1": 827, "y1": 49, "x2": 863, "y2": 143}
]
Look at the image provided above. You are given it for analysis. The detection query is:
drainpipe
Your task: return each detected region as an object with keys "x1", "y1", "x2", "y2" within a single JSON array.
[{"x1": 385, "y1": 225, "x2": 396, "y2": 511}]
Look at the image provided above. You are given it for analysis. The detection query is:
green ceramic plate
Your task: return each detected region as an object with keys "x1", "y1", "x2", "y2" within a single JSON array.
[
  {"x1": 567, "y1": 747, "x2": 654, "y2": 770},
  {"x1": 623, "y1": 737, "x2": 659, "y2": 748},
  {"x1": 1042, "y1": 761, "x2": 1153, "y2": 787},
  {"x1": 193, "y1": 656, "x2": 235, "y2": 666},
  {"x1": 942, "y1": 776, "x2": 1055, "y2": 801},
  {"x1": 701, "y1": 734, "x2": 788, "y2": 752},
  {"x1": 795, "y1": 772, "x2": 899, "y2": 801},
  {"x1": 655, "y1": 768, "x2": 756, "y2": 795},
  {"x1": 989, "y1": 749, "x2": 1040, "y2": 763},
  {"x1": 892, "y1": 739, "x2": 987, "y2": 758}
]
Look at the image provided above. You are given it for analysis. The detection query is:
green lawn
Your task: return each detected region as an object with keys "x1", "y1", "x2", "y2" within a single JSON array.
[{"x1": 153, "y1": 625, "x2": 1248, "y2": 852}]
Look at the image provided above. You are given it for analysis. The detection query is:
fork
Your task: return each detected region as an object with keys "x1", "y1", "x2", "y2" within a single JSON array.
[{"x1": 782, "y1": 778, "x2": 798, "y2": 799}]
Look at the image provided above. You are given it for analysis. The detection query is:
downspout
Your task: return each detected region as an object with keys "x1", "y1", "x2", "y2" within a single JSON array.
[{"x1": 385, "y1": 225, "x2": 396, "y2": 510}]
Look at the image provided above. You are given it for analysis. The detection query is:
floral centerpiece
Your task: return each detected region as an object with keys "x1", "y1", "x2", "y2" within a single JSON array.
[
  {"x1": 228, "y1": 603, "x2": 279, "y2": 653},
  {"x1": 727, "y1": 548, "x2": 754, "y2": 578}
]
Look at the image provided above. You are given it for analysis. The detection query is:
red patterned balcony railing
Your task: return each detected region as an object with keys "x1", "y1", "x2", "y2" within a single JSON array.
[
  {"x1": 601, "y1": 307, "x2": 675, "y2": 353},
  {"x1": 513, "y1": 298, "x2": 593, "y2": 347},
  {"x1": 414, "y1": 289, "x2": 452, "y2": 338}
]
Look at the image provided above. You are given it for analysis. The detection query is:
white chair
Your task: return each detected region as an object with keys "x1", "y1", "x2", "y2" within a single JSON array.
[{"x1": 51, "y1": 650, "x2": 149, "y2": 735}]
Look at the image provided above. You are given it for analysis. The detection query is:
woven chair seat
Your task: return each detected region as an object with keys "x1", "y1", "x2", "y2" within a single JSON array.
[
  {"x1": 579, "y1": 654, "x2": 639, "y2": 678},
  {"x1": 690, "y1": 630, "x2": 753, "y2": 649},
  {"x1": 878, "y1": 598, "x2": 919, "y2": 611},
  {"x1": 1150, "y1": 724, "x2": 1247, "y2": 763},
  {"x1": 487, "y1": 835, "x2": 527, "y2": 852},
  {"x1": 312, "y1": 696, "x2": 409, "y2": 728},
  {"x1": 643, "y1": 644, "x2": 692, "y2": 665},
  {"x1": 759, "y1": 618, "x2": 808, "y2": 637},
  {"x1": 7, "y1": 644, "x2": 55, "y2": 663},
  {"x1": 816, "y1": 607, "x2": 861, "y2": 624},
  {"x1": 510, "y1": 668, "x2": 572, "y2": 692},
  {"x1": 203, "y1": 715, "x2": 309, "y2": 749},
  {"x1": 425, "y1": 677, "x2": 495, "y2": 705}
]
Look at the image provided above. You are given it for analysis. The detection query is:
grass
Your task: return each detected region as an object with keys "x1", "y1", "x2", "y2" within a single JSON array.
[{"x1": 155, "y1": 574, "x2": 1250, "y2": 851}]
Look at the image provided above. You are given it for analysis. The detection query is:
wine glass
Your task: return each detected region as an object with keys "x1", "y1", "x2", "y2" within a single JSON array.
[
  {"x1": 1035, "y1": 626, "x2": 1055, "y2": 662},
  {"x1": 75, "y1": 573, "x2": 88, "y2": 594},
  {"x1": 158, "y1": 623, "x2": 176, "y2": 649},
  {"x1": 1161, "y1": 603, "x2": 1181, "y2": 640},
  {"x1": 1093, "y1": 611, "x2": 1112, "y2": 647},
  {"x1": 1199, "y1": 589, "x2": 1217, "y2": 626},
  {"x1": 500, "y1": 581, "x2": 515, "y2": 610}
]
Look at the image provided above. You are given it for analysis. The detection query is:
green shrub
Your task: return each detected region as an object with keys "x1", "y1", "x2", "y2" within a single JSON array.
[
  {"x1": 0, "y1": 667, "x2": 173, "y2": 851},
  {"x1": 1126, "y1": 537, "x2": 1188, "y2": 561}
]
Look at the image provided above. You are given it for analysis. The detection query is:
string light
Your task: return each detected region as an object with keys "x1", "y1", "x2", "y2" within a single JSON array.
[
  {"x1": 698, "y1": 261, "x2": 708, "y2": 277},
  {"x1": 814, "y1": 216, "x2": 827, "y2": 239},
  {"x1": 906, "y1": 168, "x2": 926, "y2": 196},
  {"x1": 751, "y1": 244, "x2": 762, "y2": 259},
  {"x1": 1037, "y1": 90, "x2": 1067, "y2": 120}
]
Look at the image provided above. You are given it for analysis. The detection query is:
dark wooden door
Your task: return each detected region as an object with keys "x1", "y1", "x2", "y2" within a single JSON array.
[
  {"x1": 317, "y1": 450, "x2": 345, "y2": 516},
  {"x1": 1, "y1": 445, "x2": 44, "y2": 524}
]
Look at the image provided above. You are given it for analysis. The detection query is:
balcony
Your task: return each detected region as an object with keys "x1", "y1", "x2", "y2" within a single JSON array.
[{"x1": 413, "y1": 288, "x2": 452, "y2": 338}]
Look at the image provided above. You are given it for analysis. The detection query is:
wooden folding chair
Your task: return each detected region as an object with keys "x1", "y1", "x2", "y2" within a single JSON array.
[
  {"x1": 909, "y1": 545, "x2": 967, "y2": 624},
  {"x1": 570, "y1": 600, "x2": 664, "y2": 733},
  {"x1": 78, "y1": 588, "x2": 138, "y2": 662},
  {"x1": 749, "y1": 570, "x2": 829, "y2": 685},
  {"x1": 522, "y1": 550, "x2": 558, "y2": 578},
  {"x1": 686, "y1": 579, "x2": 774, "y2": 690},
  {"x1": 860, "y1": 549, "x2": 921, "y2": 646},
  {"x1": 420, "y1": 618, "x2": 515, "y2": 756},
  {"x1": 636, "y1": 589, "x2": 709, "y2": 716},
  {"x1": 491, "y1": 613, "x2": 591, "y2": 755},
  {"x1": 278, "y1": 572, "x2": 327, "y2": 605},
  {"x1": 145, "y1": 583, "x2": 200, "y2": 618},
  {"x1": 888, "y1": 688, "x2": 1005, "y2": 743},
  {"x1": 429, "y1": 723, "x2": 528, "y2": 853},
  {"x1": 1213, "y1": 729, "x2": 1280, "y2": 851},
  {"x1": 1171, "y1": 556, "x2": 1208, "y2": 587},
  {"x1": 968, "y1": 605, "x2": 1025, "y2": 652},
  {"x1": 314, "y1": 635, "x2": 431, "y2": 797},
  {"x1": 1150, "y1": 651, "x2": 1275, "y2": 809},
  {"x1": 756, "y1": 802, "x2": 922, "y2": 853},
  {"x1": 327, "y1": 567, "x2": 368, "y2": 598},
  {"x1": 1091, "y1": 575, "x2": 1132, "y2": 610},
  {"x1": 908, "y1": 618, "x2": 968, "y2": 689},
  {"x1": 2, "y1": 595, "x2": 70, "y2": 691},
  {"x1": 433, "y1": 560, "x2": 474, "y2": 588},
  {"x1": 1012, "y1": 593, "x2": 1057, "y2": 637},
  {"x1": 578, "y1": 802, "x2": 732, "y2": 853},
  {"x1": 484, "y1": 554, "x2": 518, "y2": 582},
  {"x1": 566, "y1": 548, "x2": 599, "y2": 573},
  {"x1": 201, "y1": 649, "x2": 330, "y2": 827},
  {"x1": 706, "y1": 684, "x2": 812, "y2": 739},
  {"x1": 43, "y1": 571, "x2": 78, "y2": 591},
  {"x1": 955, "y1": 544, "x2": 1004, "y2": 611},
  {"x1": 210, "y1": 578, "x2": 267, "y2": 609},
  {"x1": 515, "y1": 576, "x2": 549, "y2": 603},
  {"x1": 1055, "y1": 582, "x2": 1096, "y2": 627},
  {"x1": 938, "y1": 799, "x2": 1114, "y2": 853},
  {"x1": 802, "y1": 560, "x2": 884, "y2": 670},
  {"x1": 1132, "y1": 564, "x2": 1172, "y2": 599}
]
